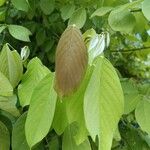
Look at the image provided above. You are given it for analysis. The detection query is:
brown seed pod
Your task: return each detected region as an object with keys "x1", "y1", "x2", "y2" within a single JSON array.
[{"x1": 55, "y1": 25, "x2": 88, "y2": 97}]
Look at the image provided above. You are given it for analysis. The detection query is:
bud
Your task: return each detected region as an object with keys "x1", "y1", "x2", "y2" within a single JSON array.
[{"x1": 55, "y1": 25, "x2": 88, "y2": 97}]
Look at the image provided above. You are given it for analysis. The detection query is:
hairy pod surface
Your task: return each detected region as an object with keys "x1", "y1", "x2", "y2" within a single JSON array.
[{"x1": 55, "y1": 25, "x2": 88, "y2": 97}]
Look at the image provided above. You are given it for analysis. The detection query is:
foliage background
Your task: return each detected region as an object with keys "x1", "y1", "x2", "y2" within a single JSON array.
[{"x1": 0, "y1": 0, "x2": 150, "y2": 150}]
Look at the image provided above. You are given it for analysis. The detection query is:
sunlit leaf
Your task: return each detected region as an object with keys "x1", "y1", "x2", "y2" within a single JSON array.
[
  {"x1": 25, "y1": 73, "x2": 57, "y2": 148},
  {"x1": 18, "y1": 57, "x2": 50, "y2": 107},
  {"x1": 0, "y1": 44, "x2": 23, "y2": 88},
  {"x1": 68, "y1": 8, "x2": 86, "y2": 28},
  {"x1": 12, "y1": 113, "x2": 45, "y2": 150},
  {"x1": 84, "y1": 56, "x2": 124, "y2": 150},
  {"x1": 8, "y1": 25, "x2": 32, "y2": 42},
  {"x1": 108, "y1": 9, "x2": 136, "y2": 33},
  {"x1": 135, "y1": 99, "x2": 150, "y2": 134},
  {"x1": 62, "y1": 123, "x2": 91, "y2": 150},
  {"x1": 91, "y1": 7, "x2": 112, "y2": 18},
  {"x1": 11, "y1": 0, "x2": 29, "y2": 12},
  {"x1": 65, "y1": 67, "x2": 92, "y2": 144},
  {"x1": 52, "y1": 99, "x2": 68, "y2": 135},
  {"x1": 0, "y1": 71, "x2": 13, "y2": 96},
  {"x1": 142, "y1": 0, "x2": 150, "y2": 21},
  {"x1": 0, "y1": 95, "x2": 20, "y2": 117},
  {"x1": 121, "y1": 79, "x2": 142, "y2": 114},
  {"x1": 61, "y1": 4, "x2": 75, "y2": 21},
  {"x1": 0, "y1": 0, "x2": 6, "y2": 6}
]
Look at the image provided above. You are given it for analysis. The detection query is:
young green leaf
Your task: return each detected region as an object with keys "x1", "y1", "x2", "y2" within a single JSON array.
[
  {"x1": 0, "y1": 25, "x2": 6, "y2": 33},
  {"x1": 25, "y1": 73, "x2": 57, "y2": 148},
  {"x1": 12, "y1": 113, "x2": 30, "y2": 150},
  {"x1": 11, "y1": 0, "x2": 29, "y2": 12},
  {"x1": 12, "y1": 113, "x2": 45, "y2": 150},
  {"x1": 36, "y1": 28, "x2": 46, "y2": 46},
  {"x1": 0, "y1": 95, "x2": 20, "y2": 117},
  {"x1": 48, "y1": 135, "x2": 59, "y2": 150},
  {"x1": 52, "y1": 99, "x2": 68, "y2": 135},
  {"x1": 68, "y1": 8, "x2": 86, "y2": 29},
  {"x1": 135, "y1": 99, "x2": 150, "y2": 134},
  {"x1": 108, "y1": 9, "x2": 136, "y2": 33},
  {"x1": 91, "y1": 7, "x2": 112, "y2": 18},
  {"x1": 142, "y1": 0, "x2": 150, "y2": 21},
  {"x1": 8, "y1": 25, "x2": 32, "y2": 42},
  {"x1": 121, "y1": 79, "x2": 142, "y2": 114},
  {"x1": 0, "y1": 0, "x2": 6, "y2": 6},
  {"x1": 11, "y1": 50, "x2": 23, "y2": 85},
  {"x1": 62, "y1": 124, "x2": 91, "y2": 150},
  {"x1": 0, "y1": 71, "x2": 13, "y2": 96},
  {"x1": 84, "y1": 56, "x2": 124, "y2": 150},
  {"x1": 18, "y1": 57, "x2": 50, "y2": 107},
  {"x1": 40, "y1": 0, "x2": 55, "y2": 15},
  {"x1": 0, "y1": 44, "x2": 23, "y2": 88},
  {"x1": 0, "y1": 121, "x2": 10, "y2": 150},
  {"x1": 61, "y1": 4, "x2": 75, "y2": 21},
  {"x1": 65, "y1": 67, "x2": 93, "y2": 144}
]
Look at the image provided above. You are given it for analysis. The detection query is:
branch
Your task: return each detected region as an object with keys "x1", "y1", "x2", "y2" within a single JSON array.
[
  {"x1": 110, "y1": 46, "x2": 150, "y2": 53},
  {"x1": 130, "y1": 9, "x2": 142, "y2": 12}
]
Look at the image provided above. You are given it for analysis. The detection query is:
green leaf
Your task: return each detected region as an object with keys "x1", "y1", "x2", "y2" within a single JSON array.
[
  {"x1": 0, "y1": 44, "x2": 23, "y2": 88},
  {"x1": 11, "y1": 0, "x2": 29, "y2": 12},
  {"x1": 40, "y1": 0, "x2": 55, "y2": 15},
  {"x1": 91, "y1": 7, "x2": 112, "y2": 18},
  {"x1": 65, "y1": 67, "x2": 92, "y2": 144},
  {"x1": 62, "y1": 124, "x2": 91, "y2": 150},
  {"x1": 52, "y1": 99, "x2": 68, "y2": 135},
  {"x1": 121, "y1": 79, "x2": 142, "y2": 114},
  {"x1": 133, "y1": 12, "x2": 147, "y2": 33},
  {"x1": 0, "y1": 71, "x2": 13, "y2": 96},
  {"x1": 8, "y1": 25, "x2": 32, "y2": 42},
  {"x1": 135, "y1": 99, "x2": 150, "y2": 134},
  {"x1": 12, "y1": 112, "x2": 45, "y2": 150},
  {"x1": 61, "y1": 4, "x2": 75, "y2": 21},
  {"x1": 0, "y1": 0, "x2": 6, "y2": 6},
  {"x1": 113, "y1": 128, "x2": 121, "y2": 142},
  {"x1": 36, "y1": 28, "x2": 46, "y2": 46},
  {"x1": 119, "y1": 125, "x2": 150, "y2": 150},
  {"x1": 0, "y1": 95, "x2": 20, "y2": 117},
  {"x1": 25, "y1": 73, "x2": 57, "y2": 148},
  {"x1": 0, "y1": 7, "x2": 6, "y2": 22},
  {"x1": 48, "y1": 135, "x2": 59, "y2": 150},
  {"x1": 0, "y1": 121, "x2": 10, "y2": 150},
  {"x1": 68, "y1": 8, "x2": 86, "y2": 29},
  {"x1": 12, "y1": 113, "x2": 30, "y2": 150},
  {"x1": 11, "y1": 50, "x2": 23, "y2": 85},
  {"x1": 84, "y1": 56, "x2": 124, "y2": 150},
  {"x1": 18, "y1": 57, "x2": 50, "y2": 107},
  {"x1": 0, "y1": 25, "x2": 6, "y2": 33},
  {"x1": 142, "y1": 0, "x2": 150, "y2": 21},
  {"x1": 108, "y1": 9, "x2": 136, "y2": 33}
]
